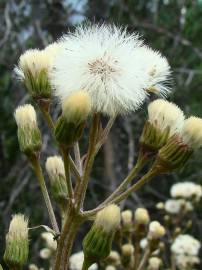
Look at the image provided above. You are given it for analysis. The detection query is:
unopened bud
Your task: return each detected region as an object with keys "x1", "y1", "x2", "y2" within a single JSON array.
[
  {"x1": 45, "y1": 156, "x2": 68, "y2": 204},
  {"x1": 148, "y1": 221, "x2": 166, "y2": 240},
  {"x1": 135, "y1": 208, "x2": 150, "y2": 225},
  {"x1": 148, "y1": 257, "x2": 162, "y2": 270},
  {"x1": 107, "y1": 251, "x2": 120, "y2": 266},
  {"x1": 4, "y1": 214, "x2": 29, "y2": 268},
  {"x1": 14, "y1": 104, "x2": 42, "y2": 157},
  {"x1": 83, "y1": 205, "x2": 120, "y2": 268},
  {"x1": 121, "y1": 210, "x2": 133, "y2": 225},
  {"x1": 121, "y1": 244, "x2": 134, "y2": 267},
  {"x1": 55, "y1": 91, "x2": 91, "y2": 146}
]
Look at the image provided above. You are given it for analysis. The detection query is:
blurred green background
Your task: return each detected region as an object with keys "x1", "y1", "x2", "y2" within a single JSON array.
[{"x1": 0, "y1": 0, "x2": 202, "y2": 268}]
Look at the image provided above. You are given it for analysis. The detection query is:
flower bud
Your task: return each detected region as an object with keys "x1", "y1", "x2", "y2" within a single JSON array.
[
  {"x1": 29, "y1": 264, "x2": 39, "y2": 270},
  {"x1": 4, "y1": 214, "x2": 29, "y2": 268},
  {"x1": 83, "y1": 205, "x2": 120, "y2": 268},
  {"x1": 15, "y1": 46, "x2": 59, "y2": 100},
  {"x1": 140, "y1": 99, "x2": 184, "y2": 156},
  {"x1": 55, "y1": 91, "x2": 91, "y2": 146},
  {"x1": 156, "y1": 202, "x2": 164, "y2": 210},
  {"x1": 148, "y1": 257, "x2": 162, "y2": 270},
  {"x1": 45, "y1": 156, "x2": 68, "y2": 204},
  {"x1": 41, "y1": 232, "x2": 57, "y2": 251},
  {"x1": 107, "y1": 251, "x2": 120, "y2": 266},
  {"x1": 39, "y1": 248, "x2": 52, "y2": 259},
  {"x1": 14, "y1": 104, "x2": 42, "y2": 157},
  {"x1": 105, "y1": 266, "x2": 116, "y2": 270},
  {"x1": 121, "y1": 244, "x2": 134, "y2": 267},
  {"x1": 121, "y1": 210, "x2": 133, "y2": 225},
  {"x1": 148, "y1": 221, "x2": 165, "y2": 240},
  {"x1": 135, "y1": 208, "x2": 150, "y2": 225}
]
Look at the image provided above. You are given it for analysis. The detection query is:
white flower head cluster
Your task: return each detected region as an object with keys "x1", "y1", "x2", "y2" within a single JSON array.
[
  {"x1": 164, "y1": 199, "x2": 193, "y2": 214},
  {"x1": 181, "y1": 117, "x2": 202, "y2": 149},
  {"x1": 171, "y1": 234, "x2": 201, "y2": 268},
  {"x1": 50, "y1": 24, "x2": 171, "y2": 116},
  {"x1": 148, "y1": 99, "x2": 185, "y2": 136},
  {"x1": 14, "y1": 104, "x2": 37, "y2": 128},
  {"x1": 95, "y1": 204, "x2": 121, "y2": 233},
  {"x1": 171, "y1": 182, "x2": 202, "y2": 201},
  {"x1": 69, "y1": 251, "x2": 97, "y2": 270},
  {"x1": 45, "y1": 156, "x2": 65, "y2": 180},
  {"x1": 41, "y1": 232, "x2": 57, "y2": 251}
]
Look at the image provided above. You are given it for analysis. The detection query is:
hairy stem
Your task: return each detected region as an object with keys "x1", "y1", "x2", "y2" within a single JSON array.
[
  {"x1": 61, "y1": 147, "x2": 74, "y2": 200},
  {"x1": 101, "y1": 152, "x2": 147, "y2": 205},
  {"x1": 30, "y1": 156, "x2": 60, "y2": 235},
  {"x1": 74, "y1": 142, "x2": 83, "y2": 175},
  {"x1": 137, "y1": 247, "x2": 150, "y2": 270},
  {"x1": 76, "y1": 114, "x2": 100, "y2": 209}
]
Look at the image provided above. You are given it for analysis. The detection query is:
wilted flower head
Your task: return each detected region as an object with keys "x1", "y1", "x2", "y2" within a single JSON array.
[
  {"x1": 181, "y1": 116, "x2": 202, "y2": 150},
  {"x1": 148, "y1": 99, "x2": 184, "y2": 137},
  {"x1": 50, "y1": 24, "x2": 170, "y2": 116},
  {"x1": 134, "y1": 46, "x2": 171, "y2": 96}
]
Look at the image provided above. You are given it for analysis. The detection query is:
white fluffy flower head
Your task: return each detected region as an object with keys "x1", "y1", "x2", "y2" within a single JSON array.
[
  {"x1": 148, "y1": 99, "x2": 185, "y2": 136},
  {"x1": 51, "y1": 24, "x2": 152, "y2": 116},
  {"x1": 134, "y1": 46, "x2": 171, "y2": 96},
  {"x1": 181, "y1": 116, "x2": 202, "y2": 149},
  {"x1": 171, "y1": 181, "x2": 202, "y2": 200},
  {"x1": 14, "y1": 104, "x2": 37, "y2": 128},
  {"x1": 171, "y1": 234, "x2": 201, "y2": 256}
]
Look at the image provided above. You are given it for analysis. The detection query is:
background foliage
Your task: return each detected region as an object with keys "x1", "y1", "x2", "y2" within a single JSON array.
[{"x1": 0, "y1": 0, "x2": 202, "y2": 268}]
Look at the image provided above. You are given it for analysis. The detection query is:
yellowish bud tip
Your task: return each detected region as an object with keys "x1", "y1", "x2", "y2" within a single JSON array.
[
  {"x1": 182, "y1": 116, "x2": 202, "y2": 149},
  {"x1": 148, "y1": 257, "x2": 162, "y2": 270},
  {"x1": 61, "y1": 90, "x2": 91, "y2": 122},
  {"x1": 8, "y1": 214, "x2": 28, "y2": 238},
  {"x1": 135, "y1": 208, "x2": 150, "y2": 225},
  {"x1": 14, "y1": 104, "x2": 37, "y2": 128},
  {"x1": 121, "y1": 210, "x2": 133, "y2": 225},
  {"x1": 121, "y1": 244, "x2": 134, "y2": 256},
  {"x1": 45, "y1": 156, "x2": 65, "y2": 180},
  {"x1": 149, "y1": 221, "x2": 166, "y2": 239},
  {"x1": 148, "y1": 99, "x2": 184, "y2": 136},
  {"x1": 95, "y1": 204, "x2": 121, "y2": 233}
]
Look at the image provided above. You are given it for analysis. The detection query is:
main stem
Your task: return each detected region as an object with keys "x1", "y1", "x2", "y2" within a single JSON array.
[
  {"x1": 76, "y1": 114, "x2": 100, "y2": 210},
  {"x1": 31, "y1": 156, "x2": 60, "y2": 235},
  {"x1": 61, "y1": 147, "x2": 74, "y2": 200}
]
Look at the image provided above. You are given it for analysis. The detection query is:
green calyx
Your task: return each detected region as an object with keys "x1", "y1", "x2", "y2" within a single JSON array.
[
  {"x1": 155, "y1": 136, "x2": 193, "y2": 172},
  {"x1": 55, "y1": 115, "x2": 85, "y2": 146},
  {"x1": 140, "y1": 121, "x2": 169, "y2": 154},
  {"x1": 4, "y1": 237, "x2": 29, "y2": 268},
  {"x1": 23, "y1": 68, "x2": 52, "y2": 99},
  {"x1": 17, "y1": 126, "x2": 42, "y2": 157},
  {"x1": 83, "y1": 225, "x2": 115, "y2": 267},
  {"x1": 50, "y1": 174, "x2": 68, "y2": 205}
]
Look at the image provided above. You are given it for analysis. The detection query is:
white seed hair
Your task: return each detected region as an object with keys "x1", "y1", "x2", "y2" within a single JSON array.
[
  {"x1": 148, "y1": 99, "x2": 185, "y2": 136},
  {"x1": 50, "y1": 24, "x2": 151, "y2": 116},
  {"x1": 95, "y1": 204, "x2": 121, "y2": 233},
  {"x1": 45, "y1": 156, "x2": 65, "y2": 180},
  {"x1": 182, "y1": 116, "x2": 202, "y2": 149},
  {"x1": 8, "y1": 214, "x2": 28, "y2": 240},
  {"x1": 134, "y1": 46, "x2": 171, "y2": 96},
  {"x1": 14, "y1": 104, "x2": 37, "y2": 128}
]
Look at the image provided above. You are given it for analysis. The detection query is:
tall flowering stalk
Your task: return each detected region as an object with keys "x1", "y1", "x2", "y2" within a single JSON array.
[{"x1": 4, "y1": 23, "x2": 202, "y2": 270}]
